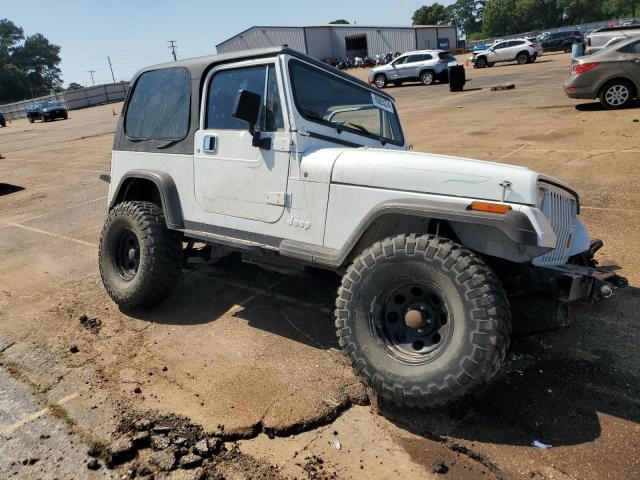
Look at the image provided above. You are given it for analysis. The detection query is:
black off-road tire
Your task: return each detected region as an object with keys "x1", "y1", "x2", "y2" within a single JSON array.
[
  {"x1": 335, "y1": 234, "x2": 511, "y2": 408},
  {"x1": 99, "y1": 201, "x2": 183, "y2": 309}
]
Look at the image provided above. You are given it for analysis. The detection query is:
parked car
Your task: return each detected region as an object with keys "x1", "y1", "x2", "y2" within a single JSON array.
[
  {"x1": 585, "y1": 25, "x2": 640, "y2": 54},
  {"x1": 368, "y1": 50, "x2": 458, "y2": 88},
  {"x1": 470, "y1": 38, "x2": 543, "y2": 68},
  {"x1": 565, "y1": 36, "x2": 640, "y2": 109},
  {"x1": 99, "y1": 46, "x2": 626, "y2": 409},
  {"x1": 0, "y1": 112, "x2": 5, "y2": 127},
  {"x1": 539, "y1": 30, "x2": 583, "y2": 53},
  {"x1": 26, "y1": 101, "x2": 68, "y2": 123}
]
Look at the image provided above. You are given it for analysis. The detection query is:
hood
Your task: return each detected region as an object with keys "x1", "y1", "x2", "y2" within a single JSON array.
[{"x1": 330, "y1": 148, "x2": 555, "y2": 205}]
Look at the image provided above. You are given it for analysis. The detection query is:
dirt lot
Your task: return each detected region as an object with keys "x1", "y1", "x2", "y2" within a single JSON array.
[{"x1": 1, "y1": 52, "x2": 639, "y2": 480}]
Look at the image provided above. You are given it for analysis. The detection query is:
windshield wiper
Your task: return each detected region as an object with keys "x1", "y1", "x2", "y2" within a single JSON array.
[
  {"x1": 347, "y1": 122, "x2": 387, "y2": 145},
  {"x1": 346, "y1": 122, "x2": 371, "y2": 134}
]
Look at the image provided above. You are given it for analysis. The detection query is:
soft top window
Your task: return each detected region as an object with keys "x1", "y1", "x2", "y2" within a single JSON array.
[{"x1": 125, "y1": 67, "x2": 190, "y2": 141}]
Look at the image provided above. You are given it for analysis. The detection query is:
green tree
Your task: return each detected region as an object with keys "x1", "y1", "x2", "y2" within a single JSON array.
[
  {"x1": 67, "y1": 82, "x2": 83, "y2": 91},
  {"x1": 329, "y1": 19, "x2": 350, "y2": 24},
  {"x1": 556, "y1": 0, "x2": 607, "y2": 23},
  {"x1": 412, "y1": 3, "x2": 451, "y2": 25},
  {"x1": 449, "y1": 0, "x2": 486, "y2": 34},
  {"x1": 0, "y1": 19, "x2": 61, "y2": 103},
  {"x1": 482, "y1": 0, "x2": 518, "y2": 36},
  {"x1": 514, "y1": 0, "x2": 564, "y2": 31},
  {"x1": 605, "y1": 0, "x2": 638, "y2": 16}
]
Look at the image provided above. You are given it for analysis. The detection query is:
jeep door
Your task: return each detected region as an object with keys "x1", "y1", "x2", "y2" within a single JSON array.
[{"x1": 193, "y1": 59, "x2": 291, "y2": 223}]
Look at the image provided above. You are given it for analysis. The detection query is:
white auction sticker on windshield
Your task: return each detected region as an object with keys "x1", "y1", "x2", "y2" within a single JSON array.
[{"x1": 371, "y1": 93, "x2": 394, "y2": 113}]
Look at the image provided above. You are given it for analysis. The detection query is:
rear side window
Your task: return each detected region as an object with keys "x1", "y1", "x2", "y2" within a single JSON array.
[
  {"x1": 619, "y1": 40, "x2": 640, "y2": 54},
  {"x1": 125, "y1": 68, "x2": 190, "y2": 141}
]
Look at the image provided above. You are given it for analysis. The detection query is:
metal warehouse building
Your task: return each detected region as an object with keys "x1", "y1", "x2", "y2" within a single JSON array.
[{"x1": 216, "y1": 25, "x2": 458, "y2": 60}]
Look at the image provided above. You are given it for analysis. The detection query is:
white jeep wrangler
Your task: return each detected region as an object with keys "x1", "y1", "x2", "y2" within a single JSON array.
[{"x1": 100, "y1": 47, "x2": 626, "y2": 408}]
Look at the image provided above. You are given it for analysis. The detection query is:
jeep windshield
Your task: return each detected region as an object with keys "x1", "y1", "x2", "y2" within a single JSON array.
[{"x1": 289, "y1": 59, "x2": 404, "y2": 146}]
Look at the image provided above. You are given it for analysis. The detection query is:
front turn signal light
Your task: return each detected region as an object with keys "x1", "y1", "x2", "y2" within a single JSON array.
[{"x1": 468, "y1": 201, "x2": 512, "y2": 214}]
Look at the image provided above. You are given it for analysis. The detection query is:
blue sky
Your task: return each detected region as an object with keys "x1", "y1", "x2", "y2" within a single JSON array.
[{"x1": 3, "y1": 0, "x2": 453, "y2": 87}]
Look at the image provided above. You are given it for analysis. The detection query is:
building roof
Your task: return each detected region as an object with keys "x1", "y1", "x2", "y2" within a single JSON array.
[{"x1": 216, "y1": 24, "x2": 455, "y2": 47}]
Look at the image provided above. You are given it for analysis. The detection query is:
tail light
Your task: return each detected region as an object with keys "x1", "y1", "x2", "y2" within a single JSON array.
[{"x1": 572, "y1": 62, "x2": 599, "y2": 74}]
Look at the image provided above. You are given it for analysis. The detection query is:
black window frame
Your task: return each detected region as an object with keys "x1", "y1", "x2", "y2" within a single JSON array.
[
  {"x1": 204, "y1": 62, "x2": 284, "y2": 132},
  {"x1": 124, "y1": 66, "x2": 191, "y2": 142},
  {"x1": 288, "y1": 58, "x2": 405, "y2": 147}
]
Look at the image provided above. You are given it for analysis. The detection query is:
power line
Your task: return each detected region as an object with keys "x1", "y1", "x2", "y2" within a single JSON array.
[
  {"x1": 87, "y1": 70, "x2": 96, "y2": 86},
  {"x1": 167, "y1": 40, "x2": 178, "y2": 62}
]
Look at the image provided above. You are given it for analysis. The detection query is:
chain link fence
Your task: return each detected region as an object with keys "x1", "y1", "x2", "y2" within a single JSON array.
[
  {"x1": 467, "y1": 17, "x2": 640, "y2": 49},
  {"x1": 0, "y1": 82, "x2": 129, "y2": 120}
]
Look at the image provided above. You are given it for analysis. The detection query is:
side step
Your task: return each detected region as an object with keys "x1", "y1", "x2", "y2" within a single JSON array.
[{"x1": 180, "y1": 229, "x2": 277, "y2": 252}]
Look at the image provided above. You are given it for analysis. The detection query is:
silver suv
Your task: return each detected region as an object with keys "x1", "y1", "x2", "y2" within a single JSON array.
[
  {"x1": 368, "y1": 50, "x2": 457, "y2": 88},
  {"x1": 585, "y1": 25, "x2": 640, "y2": 54}
]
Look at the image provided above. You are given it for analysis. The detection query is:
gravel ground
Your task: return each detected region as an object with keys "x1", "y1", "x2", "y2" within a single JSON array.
[{"x1": 0, "y1": 52, "x2": 638, "y2": 479}]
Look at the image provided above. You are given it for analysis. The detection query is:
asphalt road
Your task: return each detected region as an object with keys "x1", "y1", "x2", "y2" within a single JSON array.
[{"x1": 0, "y1": 52, "x2": 639, "y2": 479}]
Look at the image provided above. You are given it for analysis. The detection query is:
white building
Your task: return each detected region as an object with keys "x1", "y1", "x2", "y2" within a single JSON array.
[{"x1": 216, "y1": 25, "x2": 458, "y2": 60}]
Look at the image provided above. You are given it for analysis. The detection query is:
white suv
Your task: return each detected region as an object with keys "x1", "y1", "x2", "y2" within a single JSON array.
[
  {"x1": 369, "y1": 50, "x2": 457, "y2": 88},
  {"x1": 471, "y1": 38, "x2": 543, "y2": 68},
  {"x1": 100, "y1": 46, "x2": 625, "y2": 409}
]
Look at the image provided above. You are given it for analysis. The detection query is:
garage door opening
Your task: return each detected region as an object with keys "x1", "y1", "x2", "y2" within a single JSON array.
[{"x1": 345, "y1": 34, "x2": 367, "y2": 60}]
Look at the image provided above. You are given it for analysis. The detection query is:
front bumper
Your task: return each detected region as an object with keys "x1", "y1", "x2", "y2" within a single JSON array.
[{"x1": 532, "y1": 240, "x2": 628, "y2": 303}]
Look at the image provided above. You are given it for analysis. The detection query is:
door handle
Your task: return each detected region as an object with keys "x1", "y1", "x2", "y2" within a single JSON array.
[{"x1": 203, "y1": 135, "x2": 217, "y2": 153}]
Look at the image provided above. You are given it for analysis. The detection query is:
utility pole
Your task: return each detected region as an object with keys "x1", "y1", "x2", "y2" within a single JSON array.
[
  {"x1": 107, "y1": 56, "x2": 116, "y2": 83},
  {"x1": 168, "y1": 40, "x2": 178, "y2": 61},
  {"x1": 88, "y1": 70, "x2": 96, "y2": 86}
]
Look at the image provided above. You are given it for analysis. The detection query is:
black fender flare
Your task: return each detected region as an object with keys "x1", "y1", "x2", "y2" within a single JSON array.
[
  {"x1": 279, "y1": 198, "x2": 540, "y2": 268},
  {"x1": 110, "y1": 170, "x2": 184, "y2": 229}
]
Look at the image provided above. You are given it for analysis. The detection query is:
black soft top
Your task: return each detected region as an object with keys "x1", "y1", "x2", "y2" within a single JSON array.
[{"x1": 114, "y1": 47, "x2": 393, "y2": 155}]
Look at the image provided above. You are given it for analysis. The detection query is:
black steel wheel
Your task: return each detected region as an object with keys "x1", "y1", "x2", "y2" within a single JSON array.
[
  {"x1": 113, "y1": 228, "x2": 140, "y2": 281},
  {"x1": 336, "y1": 234, "x2": 511, "y2": 408},
  {"x1": 99, "y1": 201, "x2": 183, "y2": 309},
  {"x1": 377, "y1": 282, "x2": 453, "y2": 365}
]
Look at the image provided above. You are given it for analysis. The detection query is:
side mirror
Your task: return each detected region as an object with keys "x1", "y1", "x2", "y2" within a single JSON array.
[
  {"x1": 232, "y1": 89, "x2": 261, "y2": 129},
  {"x1": 232, "y1": 89, "x2": 271, "y2": 150}
]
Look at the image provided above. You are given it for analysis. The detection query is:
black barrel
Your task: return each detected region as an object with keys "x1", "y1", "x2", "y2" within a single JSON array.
[{"x1": 449, "y1": 65, "x2": 466, "y2": 92}]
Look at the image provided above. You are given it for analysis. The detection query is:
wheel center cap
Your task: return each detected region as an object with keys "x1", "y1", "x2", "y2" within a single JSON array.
[
  {"x1": 128, "y1": 248, "x2": 137, "y2": 261},
  {"x1": 404, "y1": 309, "x2": 429, "y2": 329}
]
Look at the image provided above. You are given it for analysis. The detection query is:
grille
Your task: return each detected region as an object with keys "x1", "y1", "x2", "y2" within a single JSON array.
[{"x1": 533, "y1": 187, "x2": 577, "y2": 266}]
